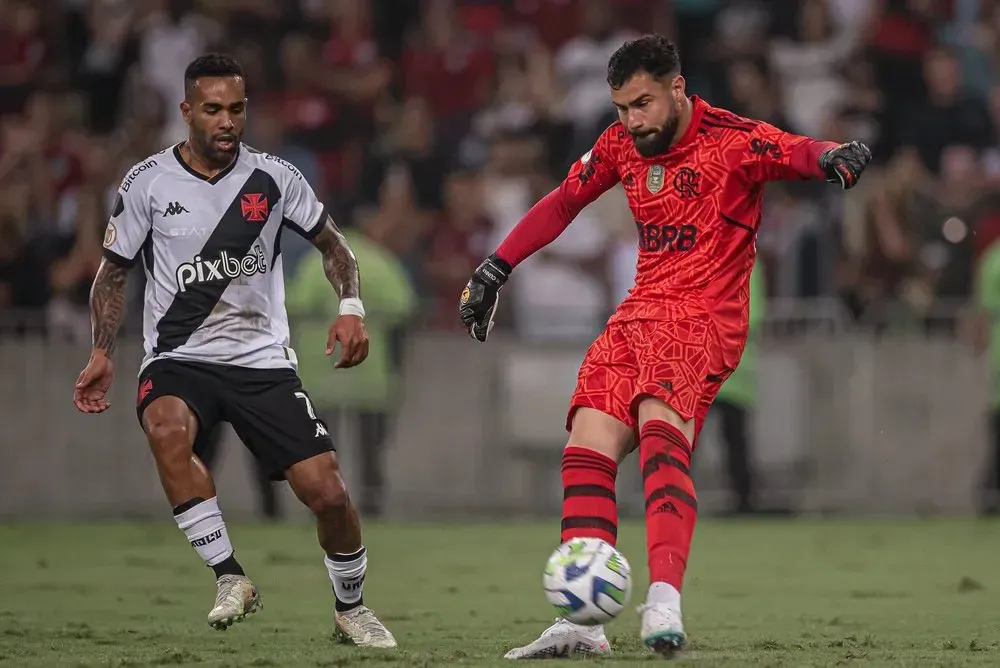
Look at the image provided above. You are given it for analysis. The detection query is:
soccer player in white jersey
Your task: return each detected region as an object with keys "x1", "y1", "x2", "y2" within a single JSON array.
[{"x1": 72, "y1": 53, "x2": 396, "y2": 647}]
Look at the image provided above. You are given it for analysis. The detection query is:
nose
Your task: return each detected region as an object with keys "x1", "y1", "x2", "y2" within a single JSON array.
[
  {"x1": 220, "y1": 116, "x2": 235, "y2": 130},
  {"x1": 626, "y1": 110, "x2": 644, "y2": 133}
]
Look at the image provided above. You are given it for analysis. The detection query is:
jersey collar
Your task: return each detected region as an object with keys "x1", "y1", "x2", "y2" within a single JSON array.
[
  {"x1": 672, "y1": 95, "x2": 707, "y2": 150},
  {"x1": 173, "y1": 142, "x2": 241, "y2": 184}
]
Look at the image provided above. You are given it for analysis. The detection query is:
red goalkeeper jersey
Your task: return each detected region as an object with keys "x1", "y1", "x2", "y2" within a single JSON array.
[{"x1": 496, "y1": 96, "x2": 836, "y2": 355}]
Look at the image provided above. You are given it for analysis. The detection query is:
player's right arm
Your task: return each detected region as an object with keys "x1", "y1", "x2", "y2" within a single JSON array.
[
  {"x1": 459, "y1": 124, "x2": 622, "y2": 342},
  {"x1": 74, "y1": 177, "x2": 153, "y2": 413}
]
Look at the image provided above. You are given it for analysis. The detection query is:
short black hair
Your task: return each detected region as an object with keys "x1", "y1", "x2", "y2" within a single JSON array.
[
  {"x1": 184, "y1": 53, "x2": 244, "y2": 95},
  {"x1": 607, "y1": 35, "x2": 681, "y2": 90}
]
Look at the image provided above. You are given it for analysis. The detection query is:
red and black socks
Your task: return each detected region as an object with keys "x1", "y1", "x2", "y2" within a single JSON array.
[
  {"x1": 640, "y1": 421, "x2": 696, "y2": 602},
  {"x1": 560, "y1": 446, "x2": 618, "y2": 545}
]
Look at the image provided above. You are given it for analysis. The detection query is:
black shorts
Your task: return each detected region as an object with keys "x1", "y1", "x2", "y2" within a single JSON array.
[{"x1": 136, "y1": 359, "x2": 334, "y2": 480}]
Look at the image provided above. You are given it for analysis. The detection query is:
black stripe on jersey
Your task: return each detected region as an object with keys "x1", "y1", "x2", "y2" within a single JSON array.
[
  {"x1": 141, "y1": 229, "x2": 154, "y2": 273},
  {"x1": 701, "y1": 119, "x2": 756, "y2": 134},
  {"x1": 173, "y1": 143, "x2": 241, "y2": 185},
  {"x1": 703, "y1": 109, "x2": 759, "y2": 129},
  {"x1": 271, "y1": 224, "x2": 283, "y2": 267},
  {"x1": 721, "y1": 213, "x2": 754, "y2": 233},
  {"x1": 153, "y1": 168, "x2": 282, "y2": 354},
  {"x1": 285, "y1": 205, "x2": 328, "y2": 241}
]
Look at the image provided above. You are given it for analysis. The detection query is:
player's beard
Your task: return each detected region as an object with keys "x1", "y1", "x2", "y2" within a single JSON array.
[
  {"x1": 193, "y1": 128, "x2": 240, "y2": 167},
  {"x1": 631, "y1": 100, "x2": 682, "y2": 158}
]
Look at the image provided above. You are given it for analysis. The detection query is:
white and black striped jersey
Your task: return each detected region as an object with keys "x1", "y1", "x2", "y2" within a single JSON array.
[{"x1": 102, "y1": 143, "x2": 326, "y2": 373}]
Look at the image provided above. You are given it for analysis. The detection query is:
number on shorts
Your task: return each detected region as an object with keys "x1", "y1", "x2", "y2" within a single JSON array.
[{"x1": 294, "y1": 391, "x2": 317, "y2": 420}]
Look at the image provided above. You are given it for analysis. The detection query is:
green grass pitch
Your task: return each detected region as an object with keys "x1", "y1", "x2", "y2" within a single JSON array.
[{"x1": 1, "y1": 519, "x2": 999, "y2": 666}]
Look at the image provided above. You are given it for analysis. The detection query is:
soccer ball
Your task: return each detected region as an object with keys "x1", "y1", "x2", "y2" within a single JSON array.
[{"x1": 543, "y1": 537, "x2": 632, "y2": 625}]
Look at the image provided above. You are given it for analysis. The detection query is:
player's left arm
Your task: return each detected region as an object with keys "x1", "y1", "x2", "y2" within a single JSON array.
[
  {"x1": 310, "y1": 218, "x2": 368, "y2": 368},
  {"x1": 278, "y1": 160, "x2": 369, "y2": 368},
  {"x1": 740, "y1": 122, "x2": 872, "y2": 190}
]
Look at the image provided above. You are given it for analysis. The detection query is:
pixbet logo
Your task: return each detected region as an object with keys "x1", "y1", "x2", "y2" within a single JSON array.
[{"x1": 175, "y1": 245, "x2": 267, "y2": 292}]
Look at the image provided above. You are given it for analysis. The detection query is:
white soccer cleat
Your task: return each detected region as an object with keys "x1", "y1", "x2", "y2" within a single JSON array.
[
  {"x1": 207, "y1": 574, "x2": 261, "y2": 630},
  {"x1": 504, "y1": 618, "x2": 611, "y2": 659},
  {"x1": 334, "y1": 605, "x2": 398, "y2": 648},
  {"x1": 639, "y1": 602, "x2": 686, "y2": 655}
]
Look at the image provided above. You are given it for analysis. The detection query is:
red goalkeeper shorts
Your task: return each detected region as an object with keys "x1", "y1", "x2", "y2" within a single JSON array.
[{"x1": 567, "y1": 318, "x2": 736, "y2": 439}]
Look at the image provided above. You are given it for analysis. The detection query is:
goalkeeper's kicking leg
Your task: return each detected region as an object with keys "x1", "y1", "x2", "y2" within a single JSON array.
[{"x1": 504, "y1": 407, "x2": 633, "y2": 660}]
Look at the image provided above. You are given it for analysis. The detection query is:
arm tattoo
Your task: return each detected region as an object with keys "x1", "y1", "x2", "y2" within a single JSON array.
[
  {"x1": 311, "y1": 216, "x2": 361, "y2": 300},
  {"x1": 90, "y1": 258, "x2": 129, "y2": 354}
]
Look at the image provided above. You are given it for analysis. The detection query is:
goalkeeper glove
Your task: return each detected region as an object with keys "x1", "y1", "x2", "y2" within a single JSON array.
[
  {"x1": 819, "y1": 140, "x2": 872, "y2": 190},
  {"x1": 459, "y1": 254, "x2": 511, "y2": 343}
]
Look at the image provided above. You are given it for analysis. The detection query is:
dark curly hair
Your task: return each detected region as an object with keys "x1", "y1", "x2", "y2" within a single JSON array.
[
  {"x1": 606, "y1": 35, "x2": 681, "y2": 90},
  {"x1": 184, "y1": 53, "x2": 244, "y2": 96}
]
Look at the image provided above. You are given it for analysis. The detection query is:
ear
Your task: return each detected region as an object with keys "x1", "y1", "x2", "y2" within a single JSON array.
[
  {"x1": 671, "y1": 75, "x2": 686, "y2": 102},
  {"x1": 180, "y1": 100, "x2": 192, "y2": 126}
]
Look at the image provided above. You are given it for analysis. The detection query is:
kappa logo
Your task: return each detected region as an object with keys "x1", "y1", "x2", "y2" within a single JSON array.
[
  {"x1": 163, "y1": 201, "x2": 189, "y2": 217},
  {"x1": 241, "y1": 193, "x2": 269, "y2": 223}
]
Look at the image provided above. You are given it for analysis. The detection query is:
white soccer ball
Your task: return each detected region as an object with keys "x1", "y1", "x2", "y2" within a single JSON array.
[{"x1": 543, "y1": 537, "x2": 632, "y2": 625}]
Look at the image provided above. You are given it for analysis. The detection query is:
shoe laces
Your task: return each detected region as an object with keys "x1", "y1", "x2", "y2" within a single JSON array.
[
  {"x1": 214, "y1": 575, "x2": 242, "y2": 607},
  {"x1": 348, "y1": 606, "x2": 387, "y2": 637}
]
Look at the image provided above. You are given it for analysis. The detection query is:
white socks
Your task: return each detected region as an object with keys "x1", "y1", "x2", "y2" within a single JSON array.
[
  {"x1": 173, "y1": 497, "x2": 234, "y2": 567},
  {"x1": 646, "y1": 582, "x2": 682, "y2": 610},
  {"x1": 325, "y1": 546, "x2": 367, "y2": 608}
]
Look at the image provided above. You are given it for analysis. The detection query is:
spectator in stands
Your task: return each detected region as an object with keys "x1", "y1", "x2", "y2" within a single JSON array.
[
  {"x1": 136, "y1": 0, "x2": 220, "y2": 145},
  {"x1": 270, "y1": 31, "x2": 363, "y2": 199},
  {"x1": 76, "y1": 0, "x2": 138, "y2": 136},
  {"x1": 769, "y1": 0, "x2": 856, "y2": 138},
  {"x1": 402, "y1": 0, "x2": 494, "y2": 136},
  {"x1": 358, "y1": 96, "x2": 447, "y2": 214},
  {"x1": 554, "y1": 0, "x2": 637, "y2": 148},
  {"x1": 425, "y1": 169, "x2": 493, "y2": 331},
  {"x1": 0, "y1": 0, "x2": 45, "y2": 116},
  {"x1": 903, "y1": 47, "x2": 994, "y2": 174}
]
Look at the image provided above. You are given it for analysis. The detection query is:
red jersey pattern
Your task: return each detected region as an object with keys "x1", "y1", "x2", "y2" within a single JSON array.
[
  {"x1": 567, "y1": 317, "x2": 727, "y2": 437},
  {"x1": 540, "y1": 96, "x2": 834, "y2": 432},
  {"x1": 568, "y1": 97, "x2": 829, "y2": 353}
]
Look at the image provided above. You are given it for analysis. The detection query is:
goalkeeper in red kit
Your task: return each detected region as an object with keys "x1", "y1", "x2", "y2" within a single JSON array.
[{"x1": 460, "y1": 35, "x2": 871, "y2": 659}]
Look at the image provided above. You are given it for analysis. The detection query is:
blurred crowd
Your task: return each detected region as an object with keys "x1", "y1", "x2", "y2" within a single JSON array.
[{"x1": 1, "y1": 0, "x2": 999, "y2": 342}]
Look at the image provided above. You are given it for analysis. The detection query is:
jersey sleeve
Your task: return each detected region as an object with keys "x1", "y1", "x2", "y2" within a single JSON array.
[
  {"x1": 738, "y1": 121, "x2": 836, "y2": 184},
  {"x1": 494, "y1": 125, "x2": 621, "y2": 267},
  {"x1": 102, "y1": 188, "x2": 152, "y2": 268},
  {"x1": 566, "y1": 125, "x2": 622, "y2": 199},
  {"x1": 280, "y1": 163, "x2": 327, "y2": 240}
]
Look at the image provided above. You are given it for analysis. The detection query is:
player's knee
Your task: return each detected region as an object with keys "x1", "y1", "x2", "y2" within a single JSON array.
[
  {"x1": 637, "y1": 396, "x2": 695, "y2": 441},
  {"x1": 302, "y1": 477, "x2": 350, "y2": 517},
  {"x1": 145, "y1": 419, "x2": 194, "y2": 453},
  {"x1": 566, "y1": 407, "x2": 633, "y2": 462}
]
